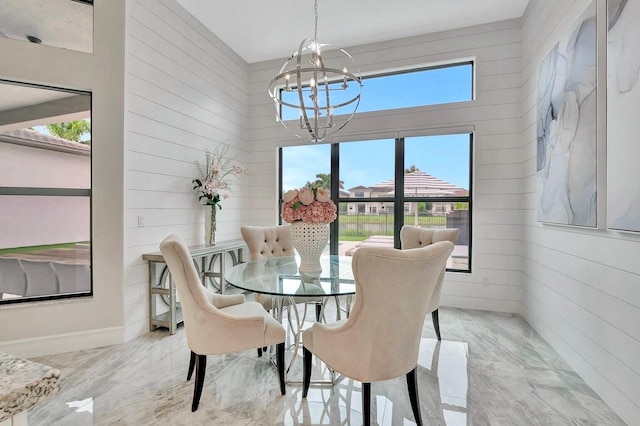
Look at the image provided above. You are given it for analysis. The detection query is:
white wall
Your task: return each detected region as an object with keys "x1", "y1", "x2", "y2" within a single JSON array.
[
  {"x1": 520, "y1": 0, "x2": 640, "y2": 424},
  {"x1": 0, "y1": 0, "x2": 126, "y2": 356},
  {"x1": 123, "y1": 0, "x2": 251, "y2": 339},
  {"x1": 0, "y1": 142, "x2": 90, "y2": 248},
  {"x1": 248, "y1": 19, "x2": 525, "y2": 314}
]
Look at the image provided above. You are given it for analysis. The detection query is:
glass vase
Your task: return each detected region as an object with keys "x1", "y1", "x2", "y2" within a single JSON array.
[{"x1": 205, "y1": 205, "x2": 217, "y2": 245}]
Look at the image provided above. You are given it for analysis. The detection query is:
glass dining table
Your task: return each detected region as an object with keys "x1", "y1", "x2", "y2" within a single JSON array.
[
  {"x1": 225, "y1": 255, "x2": 355, "y2": 301},
  {"x1": 224, "y1": 255, "x2": 356, "y2": 384}
]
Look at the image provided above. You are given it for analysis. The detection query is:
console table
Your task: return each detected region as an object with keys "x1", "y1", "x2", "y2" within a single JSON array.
[{"x1": 143, "y1": 239, "x2": 246, "y2": 334}]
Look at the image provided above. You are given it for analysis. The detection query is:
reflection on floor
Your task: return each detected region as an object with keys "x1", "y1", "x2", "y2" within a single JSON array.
[{"x1": 28, "y1": 307, "x2": 626, "y2": 425}]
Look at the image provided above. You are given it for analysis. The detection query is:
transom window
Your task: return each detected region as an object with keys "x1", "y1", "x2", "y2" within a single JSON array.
[{"x1": 280, "y1": 61, "x2": 473, "y2": 120}]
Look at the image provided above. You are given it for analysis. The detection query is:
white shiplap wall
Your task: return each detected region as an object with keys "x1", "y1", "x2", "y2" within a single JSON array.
[
  {"x1": 124, "y1": 0, "x2": 250, "y2": 339},
  {"x1": 247, "y1": 20, "x2": 525, "y2": 314},
  {"x1": 520, "y1": 0, "x2": 640, "y2": 424}
]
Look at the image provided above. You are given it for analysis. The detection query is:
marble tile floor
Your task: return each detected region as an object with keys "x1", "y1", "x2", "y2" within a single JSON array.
[{"x1": 27, "y1": 306, "x2": 626, "y2": 425}]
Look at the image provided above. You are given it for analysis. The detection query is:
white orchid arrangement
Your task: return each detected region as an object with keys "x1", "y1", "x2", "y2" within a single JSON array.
[{"x1": 193, "y1": 145, "x2": 247, "y2": 209}]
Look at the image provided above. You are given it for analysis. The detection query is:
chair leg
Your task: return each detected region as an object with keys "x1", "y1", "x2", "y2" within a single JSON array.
[
  {"x1": 315, "y1": 302, "x2": 322, "y2": 322},
  {"x1": 192, "y1": 354, "x2": 207, "y2": 412},
  {"x1": 432, "y1": 309, "x2": 441, "y2": 341},
  {"x1": 187, "y1": 351, "x2": 196, "y2": 381},
  {"x1": 257, "y1": 347, "x2": 262, "y2": 357},
  {"x1": 362, "y1": 382, "x2": 371, "y2": 426},
  {"x1": 276, "y1": 342, "x2": 286, "y2": 395},
  {"x1": 302, "y1": 347, "x2": 312, "y2": 398},
  {"x1": 406, "y1": 368, "x2": 423, "y2": 426}
]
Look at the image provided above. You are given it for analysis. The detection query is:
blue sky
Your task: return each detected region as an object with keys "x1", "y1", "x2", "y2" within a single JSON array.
[
  {"x1": 283, "y1": 134, "x2": 470, "y2": 191},
  {"x1": 282, "y1": 64, "x2": 472, "y2": 191}
]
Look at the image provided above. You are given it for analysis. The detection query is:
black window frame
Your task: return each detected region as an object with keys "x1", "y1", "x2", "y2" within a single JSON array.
[
  {"x1": 279, "y1": 134, "x2": 473, "y2": 274},
  {"x1": 0, "y1": 79, "x2": 93, "y2": 305}
]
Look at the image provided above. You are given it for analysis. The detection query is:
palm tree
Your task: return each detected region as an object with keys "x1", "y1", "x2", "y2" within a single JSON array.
[
  {"x1": 45, "y1": 120, "x2": 91, "y2": 145},
  {"x1": 404, "y1": 165, "x2": 421, "y2": 224},
  {"x1": 307, "y1": 173, "x2": 344, "y2": 190}
]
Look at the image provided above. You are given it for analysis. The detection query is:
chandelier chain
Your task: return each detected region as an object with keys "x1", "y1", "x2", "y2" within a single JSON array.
[{"x1": 314, "y1": 0, "x2": 318, "y2": 41}]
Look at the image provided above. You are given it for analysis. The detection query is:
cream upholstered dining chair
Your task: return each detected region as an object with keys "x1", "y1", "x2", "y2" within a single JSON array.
[
  {"x1": 302, "y1": 242, "x2": 454, "y2": 426},
  {"x1": 159, "y1": 234, "x2": 286, "y2": 412},
  {"x1": 400, "y1": 225, "x2": 460, "y2": 341},
  {"x1": 0, "y1": 258, "x2": 27, "y2": 299},
  {"x1": 241, "y1": 225, "x2": 325, "y2": 321},
  {"x1": 241, "y1": 224, "x2": 294, "y2": 308}
]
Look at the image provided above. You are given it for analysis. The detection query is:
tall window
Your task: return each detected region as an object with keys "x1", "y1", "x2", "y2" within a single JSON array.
[
  {"x1": 0, "y1": 80, "x2": 92, "y2": 304},
  {"x1": 280, "y1": 134, "x2": 472, "y2": 272}
]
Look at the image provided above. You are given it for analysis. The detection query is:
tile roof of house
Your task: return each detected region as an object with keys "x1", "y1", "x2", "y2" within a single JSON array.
[
  {"x1": 347, "y1": 185, "x2": 372, "y2": 191},
  {"x1": 0, "y1": 128, "x2": 90, "y2": 155},
  {"x1": 370, "y1": 171, "x2": 467, "y2": 196}
]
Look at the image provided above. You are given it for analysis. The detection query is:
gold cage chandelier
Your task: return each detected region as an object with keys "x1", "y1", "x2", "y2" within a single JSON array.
[{"x1": 268, "y1": 0, "x2": 363, "y2": 142}]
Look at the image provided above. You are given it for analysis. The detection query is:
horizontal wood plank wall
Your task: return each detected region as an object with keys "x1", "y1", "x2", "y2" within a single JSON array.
[
  {"x1": 124, "y1": 0, "x2": 250, "y2": 339},
  {"x1": 520, "y1": 0, "x2": 640, "y2": 423},
  {"x1": 247, "y1": 19, "x2": 525, "y2": 314}
]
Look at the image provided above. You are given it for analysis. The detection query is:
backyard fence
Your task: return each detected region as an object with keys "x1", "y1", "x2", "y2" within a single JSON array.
[
  {"x1": 339, "y1": 210, "x2": 469, "y2": 243},
  {"x1": 339, "y1": 213, "x2": 446, "y2": 239}
]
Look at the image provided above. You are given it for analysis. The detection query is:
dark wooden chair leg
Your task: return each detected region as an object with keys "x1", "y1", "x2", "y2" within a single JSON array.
[
  {"x1": 302, "y1": 347, "x2": 312, "y2": 398},
  {"x1": 277, "y1": 342, "x2": 286, "y2": 395},
  {"x1": 191, "y1": 354, "x2": 207, "y2": 412},
  {"x1": 187, "y1": 350, "x2": 196, "y2": 381},
  {"x1": 315, "y1": 302, "x2": 322, "y2": 322},
  {"x1": 257, "y1": 347, "x2": 262, "y2": 357},
  {"x1": 362, "y1": 382, "x2": 371, "y2": 426},
  {"x1": 407, "y1": 368, "x2": 423, "y2": 426},
  {"x1": 432, "y1": 309, "x2": 441, "y2": 341}
]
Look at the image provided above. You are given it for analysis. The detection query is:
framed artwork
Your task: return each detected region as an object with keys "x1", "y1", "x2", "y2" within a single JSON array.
[
  {"x1": 536, "y1": 1, "x2": 597, "y2": 227},
  {"x1": 607, "y1": 0, "x2": 640, "y2": 232}
]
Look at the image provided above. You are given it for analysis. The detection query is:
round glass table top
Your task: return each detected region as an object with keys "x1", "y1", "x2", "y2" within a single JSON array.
[{"x1": 224, "y1": 255, "x2": 356, "y2": 297}]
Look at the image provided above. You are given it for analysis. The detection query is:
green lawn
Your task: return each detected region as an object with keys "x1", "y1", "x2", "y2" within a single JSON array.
[{"x1": 0, "y1": 242, "x2": 88, "y2": 255}]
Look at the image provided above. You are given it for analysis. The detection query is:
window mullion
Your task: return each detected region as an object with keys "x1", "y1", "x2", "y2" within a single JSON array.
[
  {"x1": 330, "y1": 143, "x2": 340, "y2": 255},
  {"x1": 394, "y1": 138, "x2": 405, "y2": 248}
]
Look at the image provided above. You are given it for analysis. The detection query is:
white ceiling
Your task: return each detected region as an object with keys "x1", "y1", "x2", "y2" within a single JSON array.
[
  {"x1": 175, "y1": 0, "x2": 530, "y2": 64},
  {"x1": 0, "y1": 0, "x2": 531, "y2": 127},
  {"x1": 0, "y1": 0, "x2": 92, "y2": 53}
]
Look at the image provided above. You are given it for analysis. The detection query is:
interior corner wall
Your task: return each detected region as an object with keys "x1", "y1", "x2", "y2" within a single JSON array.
[
  {"x1": 0, "y1": 0, "x2": 126, "y2": 357},
  {"x1": 123, "y1": 0, "x2": 251, "y2": 340},
  {"x1": 520, "y1": 0, "x2": 640, "y2": 423},
  {"x1": 248, "y1": 19, "x2": 526, "y2": 314}
]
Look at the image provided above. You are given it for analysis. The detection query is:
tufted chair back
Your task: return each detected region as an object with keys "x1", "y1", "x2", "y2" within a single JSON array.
[
  {"x1": 400, "y1": 225, "x2": 460, "y2": 341},
  {"x1": 400, "y1": 226, "x2": 460, "y2": 249},
  {"x1": 241, "y1": 225, "x2": 297, "y2": 310},
  {"x1": 241, "y1": 225, "x2": 295, "y2": 260}
]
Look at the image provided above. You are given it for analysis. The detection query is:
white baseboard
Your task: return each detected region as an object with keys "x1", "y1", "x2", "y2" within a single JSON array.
[{"x1": 0, "y1": 326, "x2": 124, "y2": 358}]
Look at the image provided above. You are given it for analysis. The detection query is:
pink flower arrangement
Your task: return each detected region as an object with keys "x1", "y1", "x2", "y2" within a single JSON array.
[{"x1": 281, "y1": 186, "x2": 337, "y2": 224}]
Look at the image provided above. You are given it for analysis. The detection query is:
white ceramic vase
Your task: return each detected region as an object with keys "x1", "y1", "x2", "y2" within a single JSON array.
[{"x1": 290, "y1": 221, "x2": 329, "y2": 280}]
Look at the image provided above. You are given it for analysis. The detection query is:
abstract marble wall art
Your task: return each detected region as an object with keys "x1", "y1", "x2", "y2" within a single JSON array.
[
  {"x1": 607, "y1": 0, "x2": 640, "y2": 232},
  {"x1": 536, "y1": 1, "x2": 597, "y2": 227}
]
